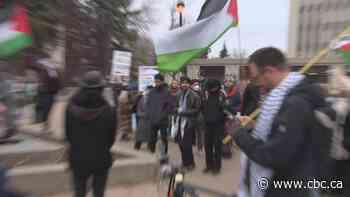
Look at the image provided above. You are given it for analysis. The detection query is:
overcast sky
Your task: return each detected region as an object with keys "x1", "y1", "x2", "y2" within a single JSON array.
[{"x1": 135, "y1": 0, "x2": 290, "y2": 58}]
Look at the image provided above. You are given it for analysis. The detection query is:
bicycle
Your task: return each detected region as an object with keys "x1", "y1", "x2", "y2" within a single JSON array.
[{"x1": 159, "y1": 164, "x2": 236, "y2": 197}]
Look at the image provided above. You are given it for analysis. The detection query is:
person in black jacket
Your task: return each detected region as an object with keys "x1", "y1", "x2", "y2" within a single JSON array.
[
  {"x1": 65, "y1": 71, "x2": 117, "y2": 197},
  {"x1": 146, "y1": 74, "x2": 172, "y2": 155},
  {"x1": 232, "y1": 47, "x2": 328, "y2": 197},
  {"x1": 202, "y1": 79, "x2": 231, "y2": 175}
]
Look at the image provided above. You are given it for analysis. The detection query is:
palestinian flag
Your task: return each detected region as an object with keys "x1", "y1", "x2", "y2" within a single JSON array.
[
  {"x1": 154, "y1": 0, "x2": 238, "y2": 72},
  {"x1": 331, "y1": 35, "x2": 350, "y2": 64},
  {"x1": 0, "y1": 2, "x2": 32, "y2": 58}
]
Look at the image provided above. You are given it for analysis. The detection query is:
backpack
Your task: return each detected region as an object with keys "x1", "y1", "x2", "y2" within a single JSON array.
[
  {"x1": 315, "y1": 98, "x2": 350, "y2": 161},
  {"x1": 314, "y1": 98, "x2": 350, "y2": 194}
]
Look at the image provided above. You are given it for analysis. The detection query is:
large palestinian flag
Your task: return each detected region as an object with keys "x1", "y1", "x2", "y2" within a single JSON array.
[
  {"x1": 154, "y1": 0, "x2": 239, "y2": 72},
  {"x1": 0, "y1": 1, "x2": 32, "y2": 58}
]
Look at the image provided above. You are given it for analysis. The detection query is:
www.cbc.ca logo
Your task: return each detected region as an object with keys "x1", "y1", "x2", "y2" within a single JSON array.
[{"x1": 258, "y1": 177, "x2": 270, "y2": 191}]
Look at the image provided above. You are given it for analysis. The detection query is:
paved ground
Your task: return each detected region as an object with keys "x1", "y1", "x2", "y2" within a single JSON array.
[
  {"x1": 50, "y1": 141, "x2": 241, "y2": 197},
  {"x1": 16, "y1": 102, "x2": 241, "y2": 197}
]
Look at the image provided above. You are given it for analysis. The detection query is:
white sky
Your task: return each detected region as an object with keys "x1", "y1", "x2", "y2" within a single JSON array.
[{"x1": 134, "y1": 0, "x2": 290, "y2": 58}]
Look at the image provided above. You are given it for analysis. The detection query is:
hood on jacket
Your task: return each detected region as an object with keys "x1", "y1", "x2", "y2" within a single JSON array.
[
  {"x1": 68, "y1": 89, "x2": 110, "y2": 121},
  {"x1": 288, "y1": 78, "x2": 326, "y2": 109}
]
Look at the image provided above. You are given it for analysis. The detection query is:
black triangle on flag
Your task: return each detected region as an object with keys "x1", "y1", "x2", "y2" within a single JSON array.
[{"x1": 197, "y1": 0, "x2": 229, "y2": 21}]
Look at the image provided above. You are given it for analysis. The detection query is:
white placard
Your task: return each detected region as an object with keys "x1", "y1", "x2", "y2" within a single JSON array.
[
  {"x1": 139, "y1": 66, "x2": 159, "y2": 92},
  {"x1": 111, "y1": 50, "x2": 132, "y2": 83}
]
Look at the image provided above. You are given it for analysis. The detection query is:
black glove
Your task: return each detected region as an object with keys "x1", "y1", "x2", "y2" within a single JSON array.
[{"x1": 232, "y1": 126, "x2": 252, "y2": 140}]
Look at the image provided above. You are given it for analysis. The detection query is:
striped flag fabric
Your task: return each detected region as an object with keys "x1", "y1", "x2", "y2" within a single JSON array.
[
  {"x1": 154, "y1": 0, "x2": 238, "y2": 72},
  {"x1": 331, "y1": 35, "x2": 350, "y2": 64},
  {"x1": 0, "y1": 2, "x2": 32, "y2": 58}
]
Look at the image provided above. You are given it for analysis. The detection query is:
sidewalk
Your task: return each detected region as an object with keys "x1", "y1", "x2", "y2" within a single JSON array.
[
  {"x1": 17, "y1": 101, "x2": 241, "y2": 197},
  {"x1": 50, "y1": 141, "x2": 241, "y2": 197}
]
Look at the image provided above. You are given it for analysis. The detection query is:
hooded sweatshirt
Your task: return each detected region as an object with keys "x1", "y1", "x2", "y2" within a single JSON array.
[{"x1": 65, "y1": 89, "x2": 117, "y2": 172}]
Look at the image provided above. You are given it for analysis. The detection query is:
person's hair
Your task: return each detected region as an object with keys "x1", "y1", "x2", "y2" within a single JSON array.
[
  {"x1": 154, "y1": 74, "x2": 165, "y2": 81},
  {"x1": 180, "y1": 76, "x2": 191, "y2": 84},
  {"x1": 191, "y1": 79, "x2": 199, "y2": 84},
  {"x1": 248, "y1": 47, "x2": 287, "y2": 71}
]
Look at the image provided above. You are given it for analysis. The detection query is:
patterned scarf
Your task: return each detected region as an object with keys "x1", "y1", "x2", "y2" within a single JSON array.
[
  {"x1": 176, "y1": 90, "x2": 189, "y2": 138},
  {"x1": 239, "y1": 72, "x2": 305, "y2": 197}
]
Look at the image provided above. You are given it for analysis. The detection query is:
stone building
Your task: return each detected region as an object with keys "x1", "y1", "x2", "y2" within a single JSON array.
[{"x1": 288, "y1": 0, "x2": 350, "y2": 58}]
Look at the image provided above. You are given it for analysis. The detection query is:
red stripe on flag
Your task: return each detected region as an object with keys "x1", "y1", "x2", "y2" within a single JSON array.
[
  {"x1": 339, "y1": 43, "x2": 350, "y2": 52},
  {"x1": 11, "y1": 4, "x2": 31, "y2": 34},
  {"x1": 228, "y1": 0, "x2": 238, "y2": 23}
]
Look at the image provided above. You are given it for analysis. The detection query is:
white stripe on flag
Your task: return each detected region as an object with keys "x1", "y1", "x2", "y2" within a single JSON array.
[
  {"x1": 0, "y1": 22, "x2": 19, "y2": 43},
  {"x1": 154, "y1": 1, "x2": 233, "y2": 55}
]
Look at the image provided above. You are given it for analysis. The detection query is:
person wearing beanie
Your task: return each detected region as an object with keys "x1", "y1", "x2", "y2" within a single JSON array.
[
  {"x1": 146, "y1": 74, "x2": 172, "y2": 155},
  {"x1": 202, "y1": 79, "x2": 231, "y2": 175},
  {"x1": 65, "y1": 70, "x2": 117, "y2": 197}
]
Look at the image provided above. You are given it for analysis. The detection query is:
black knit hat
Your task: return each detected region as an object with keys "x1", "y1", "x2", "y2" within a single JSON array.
[
  {"x1": 154, "y1": 73, "x2": 164, "y2": 81},
  {"x1": 205, "y1": 79, "x2": 221, "y2": 91},
  {"x1": 180, "y1": 76, "x2": 191, "y2": 84},
  {"x1": 80, "y1": 70, "x2": 106, "y2": 88}
]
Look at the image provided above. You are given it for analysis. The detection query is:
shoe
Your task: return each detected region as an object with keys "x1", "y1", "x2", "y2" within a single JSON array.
[
  {"x1": 160, "y1": 157, "x2": 169, "y2": 165},
  {"x1": 212, "y1": 168, "x2": 221, "y2": 175},
  {"x1": 184, "y1": 164, "x2": 196, "y2": 172},
  {"x1": 202, "y1": 167, "x2": 212, "y2": 174}
]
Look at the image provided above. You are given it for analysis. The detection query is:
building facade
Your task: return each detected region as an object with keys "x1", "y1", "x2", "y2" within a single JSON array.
[
  {"x1": 288, "y1": 0, "x2": 350, "y2": 58},
  {"x1": 186, "y1": 58, "x2": 344, "y2": 83}
]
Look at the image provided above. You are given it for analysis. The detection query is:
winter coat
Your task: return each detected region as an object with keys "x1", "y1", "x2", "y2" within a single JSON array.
[
  {"x1": 146, "y1": 85, "x2": 172, "y2": 127},
  {"x1": 241, "y1": 82, "x2": 260, "y2": 116},
  {"x1": 65, "y1": 89, "x2": 117, "y2": 172},
  {"x1": 226, "y1": 86, "x2": 241, "y2": 115},
  {"x1": 0, "y1": 74, "x2": 16, "y2": 131},
  {"x1": 234, "y1": 79, "x2": 327, "y2": 197},
  {"x1": 176, "y1": 89, "x2": 201, "y2": 129},
  {"x1": 169, "y1": 89, "x2": 180, "y2": 115},
  {"x1": 135, "y1": 95, "x2": 150, "y2": 143},
  {"x1": 202, "y1": 90, "x2": 230, "y2": 126}
]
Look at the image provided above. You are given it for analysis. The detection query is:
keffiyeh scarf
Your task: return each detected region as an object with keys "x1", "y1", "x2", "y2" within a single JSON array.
[{"x1": 239, "y1": 72, "x2": 305, "y2": 197}]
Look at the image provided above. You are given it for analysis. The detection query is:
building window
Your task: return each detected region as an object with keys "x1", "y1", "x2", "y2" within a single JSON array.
[
  {"x1": 325, "y1": 1, "x2": 332, "y2": 12},
  {"x1": 335, "y1": 1, "x2": 343, "y2": 10},
  {"x1": 299, "y1": 6, "x2": 305, "y2": 14},
  {"x1": 305, "y1": 42, "x2": 310, "y2": 54},
  {"x1": 316, "y1": 3, "x2": 322, "y2": 12},
  {"x1": 297, "y1": 42, "x2": 302, "y2": 52},
  {"x1": 308, "y1": 5, "x2": 313, "y2": 12},
  {"x1": 299, "y1": 25, "x2": 303, "y2": 34},
  {"x1": 322, "y1": 23, "x2": 329, "y2": 30}
]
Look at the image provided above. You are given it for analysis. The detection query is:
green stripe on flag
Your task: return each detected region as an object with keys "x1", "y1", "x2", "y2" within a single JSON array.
[
  {"x1": 157, "y1": 48, "x2": 208, "y2": 72},
  {"x1": 336, "y1": 51, "x2": 350, "y2": 65},
  {"x1": 0, "y1": 33, "x2": 32, "y2": 58},
  {"x1": 157, "y1": 23, "x2": 236, "y2": 73}
]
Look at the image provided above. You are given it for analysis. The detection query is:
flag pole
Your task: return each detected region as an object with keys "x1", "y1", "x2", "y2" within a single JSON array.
[
  {"x1": 237, "y1": 26, "x2": 243, "y2": 63},
  {"x1": 223, "y1": 25, "x2": 350, "y2": 144}
]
